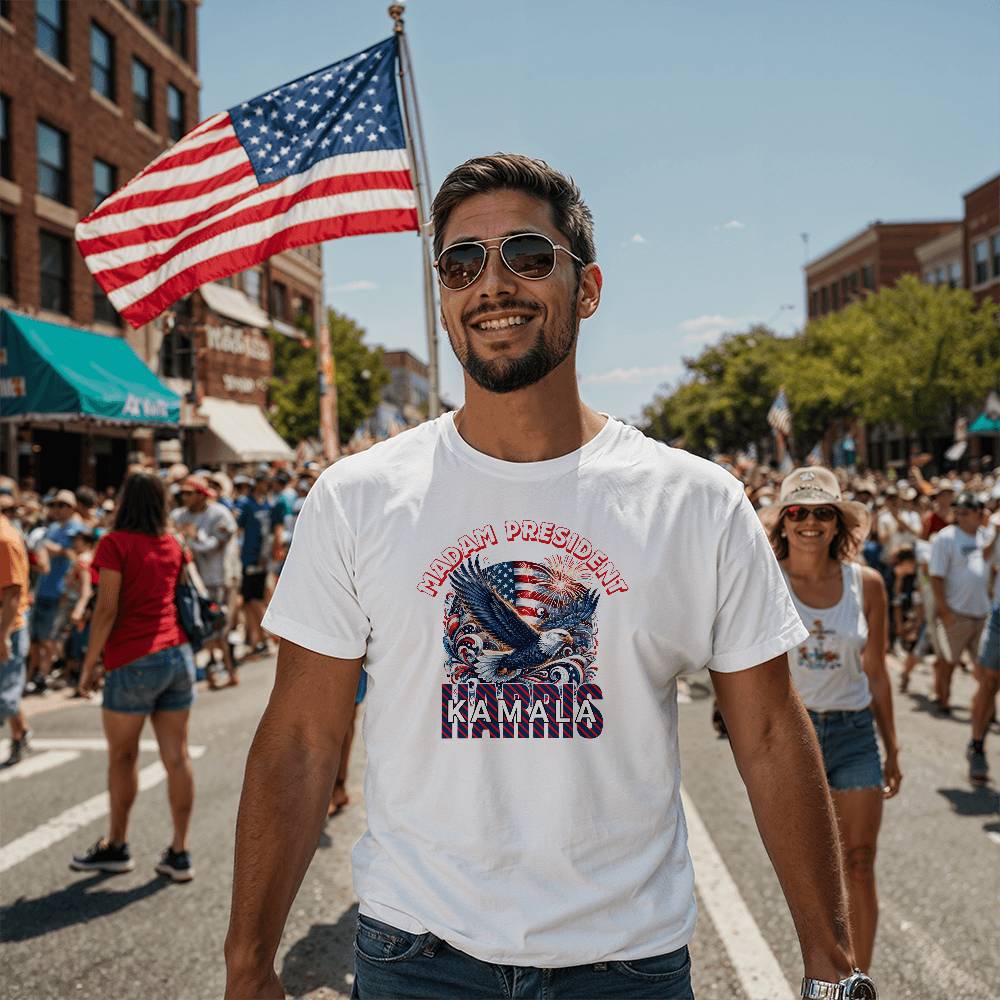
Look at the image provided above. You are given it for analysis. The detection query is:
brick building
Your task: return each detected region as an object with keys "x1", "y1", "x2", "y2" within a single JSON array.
[
  {"x1": 963, "y1": 172, "x2": 1000, "y2": 308},
  {"x1": 0, "y1": 0, "x2": 322, "y2": 483},
  {"x1": 804, "y1": 220, "x2": 959, "y2": 320}
]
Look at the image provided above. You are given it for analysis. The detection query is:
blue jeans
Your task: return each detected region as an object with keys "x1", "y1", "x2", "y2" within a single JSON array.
[
  {"x1": 807, "y1": 706, "x2": 883, "y2": 791},
  {"x1": 351, "y1": 915, "x2": 694, "y2": 999},
  {"x1": 102, "y1": 643, "x2": 196, "y2": 714}
]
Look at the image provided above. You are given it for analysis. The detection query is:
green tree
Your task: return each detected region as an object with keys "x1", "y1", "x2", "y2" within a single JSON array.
[{"x1": 267, "y1": 307, "x2": 390, "y2": 446}]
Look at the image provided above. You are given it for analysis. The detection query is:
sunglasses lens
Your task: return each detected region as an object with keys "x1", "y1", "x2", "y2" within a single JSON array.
[
  {"x1": 814, "y1": 507, "x2": 837, "y2": 521},
  {"x1": 501, "y1": 234, "x2": 556, "y2": 279},
  {"x1": 438, "y1": 243, "x2": 486, "y2": 289}
]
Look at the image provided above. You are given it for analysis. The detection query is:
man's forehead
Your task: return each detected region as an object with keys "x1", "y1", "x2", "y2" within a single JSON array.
[{"x1": 441, "y1": 190, "x2": 561, "y2": 244}]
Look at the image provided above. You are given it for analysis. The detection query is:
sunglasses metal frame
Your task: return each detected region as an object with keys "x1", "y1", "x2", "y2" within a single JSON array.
[
  {"x1": 783, "y1": 504, "x2": 839, "y2": 522},
  {"x1": 434, "y1": 232, "x2": 585, "y2": 291}
]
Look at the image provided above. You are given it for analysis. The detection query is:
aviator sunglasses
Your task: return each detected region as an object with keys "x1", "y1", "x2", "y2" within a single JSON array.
[
  {"x1": 434, "y1": 233, "x2": 584, "y2": 291},
  {"x1": 784, "y1": 504, "x2": 838, "y2": 522}
]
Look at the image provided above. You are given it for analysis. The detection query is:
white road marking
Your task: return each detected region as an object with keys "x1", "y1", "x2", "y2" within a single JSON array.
[
  {"x1": 681, "y1": 786, "x2": 796, "y2": 1000},
  {"x1": 0, "y1": 745, "x2": 205, "y2": 874},
  {"x1": 989, "y1": 831, "x2": 1000, "y2": 847},
  {"x1": 0, "y1": 737, "x2": 165, "y2": 755},
  {"x1": 0, "y1": 750, "x2": 81, "y2": 784}
]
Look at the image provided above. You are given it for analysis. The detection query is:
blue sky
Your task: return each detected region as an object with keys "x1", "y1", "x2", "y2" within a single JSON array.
[{"x1": 200, "y1": 0, "x2": 1000, "y2": 422}]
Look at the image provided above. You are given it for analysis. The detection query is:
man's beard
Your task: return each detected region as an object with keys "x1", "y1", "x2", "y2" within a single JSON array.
[{"x1": 452, "y1": 310, "x2": 578, "y2": 395}]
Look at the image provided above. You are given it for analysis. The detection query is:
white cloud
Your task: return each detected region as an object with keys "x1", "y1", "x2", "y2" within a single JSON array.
[
  {"x1": 714, "y1": 219, "x2": 745, "y2": 231},
  {"x1": 579, "y1": 363, "x2": 680, "y2": 386},
  {"x1": 629, "y1": 233, "x2": 646, "y2": 243},
  {"x1": 678, "y1": 314, "x2": 747, "y2": 344},
  {"x1": 329, "y1": 279, "x2": 378, "y2": 293}
]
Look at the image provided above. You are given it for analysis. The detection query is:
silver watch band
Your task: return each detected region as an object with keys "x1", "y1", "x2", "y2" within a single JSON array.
[{"x1": 801, "y1": 978, "x2": 845, "y2": 999}]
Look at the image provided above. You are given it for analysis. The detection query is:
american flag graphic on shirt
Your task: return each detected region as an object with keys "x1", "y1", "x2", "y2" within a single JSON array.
[{"x1": 75, "y1": 35, "x2": 417, "y2": 328}]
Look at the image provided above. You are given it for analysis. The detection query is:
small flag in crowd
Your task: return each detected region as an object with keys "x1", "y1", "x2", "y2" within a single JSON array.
[
  {"x1": 806, "y1": 442, "x2": 823, "y2": 466},
  {"x1": 767, "y1": 389, "x2": 793, "y2": 437},
  {"x1": 76, "y1": 36, "x2": 417, "y2": 328}
]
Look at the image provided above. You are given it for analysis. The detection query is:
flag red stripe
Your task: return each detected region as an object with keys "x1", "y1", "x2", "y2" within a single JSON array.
[
  {"x1": 117, "y1": 207, "x2": 417, "y2": 326},
  {"x1": 138, "y1": 133, "x2": 244, "y2": 177},
  {"x1": 89, "y1": 170, "x2": 415, "y2": 288},
  {"x1": 87, "y1": 162, "x2": 256, "y2": 221}
]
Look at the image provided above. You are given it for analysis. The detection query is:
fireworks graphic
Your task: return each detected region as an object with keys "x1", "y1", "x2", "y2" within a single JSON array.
[{"x1": 534, "y1": 555, "x2": 592, "y2": 607}]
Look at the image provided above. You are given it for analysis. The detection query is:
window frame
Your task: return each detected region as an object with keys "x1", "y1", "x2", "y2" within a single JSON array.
[
  {"x1": 92, "y1": 278, "x2": 120, "y2": 326},
  {"x1": 93, "y1": 157, "x2": 117, "y2": 209},
  {"x1": 971, "y1": 239, "x2": 989, "y2": 286},
  {"x1": 36, "y1": 119, "x2": 70, "y2": 204},
  {"x1": 991, "y1": 232, "x2": 1000, "y2": 279},
  {"x1": 166, "y1": 0, "x2": 187, "y2": 59},
  {"x1": 166, "y1": 83, "x2": 184, "y2": 142},
  {"x1": 36, "y1": 0, "x2": 67, "y2": 66},
  {"x1": 90, "y1": 22, "x2": 116, "y2": 101},
  {"x1": 0, "y1": 94, "x2": 11, "y2": 181},
  {"x1": 0, "y1": 212, "x2": 13, "y2": 298},
  {"x1": 39, "y1": 228, "x2": 71, "y2": 315},
  {"x1": 132, "y1": 57, "x2": 153, "y2": 127}
]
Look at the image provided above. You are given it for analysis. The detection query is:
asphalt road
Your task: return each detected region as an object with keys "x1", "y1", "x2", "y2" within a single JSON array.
[{"x1": 1, "y1": 654, "x2": 997, "y2": 1000}]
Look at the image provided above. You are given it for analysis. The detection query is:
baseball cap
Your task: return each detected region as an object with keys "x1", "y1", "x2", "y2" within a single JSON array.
[{"x1": 954, "y1": 491, "x2": 982, "y2": 511}]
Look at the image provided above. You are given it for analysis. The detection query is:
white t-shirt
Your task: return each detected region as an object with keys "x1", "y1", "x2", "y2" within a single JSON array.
[
  {"x1": 929, "y1": 524, "x2": 991, "y2": 618},
  {"x1": 877, "y1": 507, "x2": 921, "y2": 557},
  {"x1": 263, "y1": 412, "x2": 808, "y2": 966}
]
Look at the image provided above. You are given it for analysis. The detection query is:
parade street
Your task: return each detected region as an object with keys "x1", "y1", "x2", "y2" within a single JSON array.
[{"x1": 1, "y1": 655, "x2": 997, "y2": 1000}]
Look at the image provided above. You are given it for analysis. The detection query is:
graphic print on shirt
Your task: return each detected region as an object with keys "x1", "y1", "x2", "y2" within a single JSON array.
[
  {"x1": 416, "y1": 518, "x2": 630, "y2": 740},
  {"x1": 798, "y1": 618, "x2": 842, "y2": 671}
]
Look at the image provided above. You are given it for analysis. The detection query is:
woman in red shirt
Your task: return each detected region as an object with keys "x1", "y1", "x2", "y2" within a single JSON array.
[{"x1": 71, "y1": 471, "x2": 196, "y2": 883}]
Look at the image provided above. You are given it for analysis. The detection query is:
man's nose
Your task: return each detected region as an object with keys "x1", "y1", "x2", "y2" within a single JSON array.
[{"x1": 477, "y1": 245, "x2": 517, "y2": 297}]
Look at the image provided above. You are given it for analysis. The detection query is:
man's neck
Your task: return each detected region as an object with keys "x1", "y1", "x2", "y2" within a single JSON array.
[{"x1": 453, "y1": 373, "x2": 606, "y2": 464}]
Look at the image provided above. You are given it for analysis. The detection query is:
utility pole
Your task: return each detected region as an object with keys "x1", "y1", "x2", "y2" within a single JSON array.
[{"x1": 389, "y1": 3, "x2": 441, "y2": 418}]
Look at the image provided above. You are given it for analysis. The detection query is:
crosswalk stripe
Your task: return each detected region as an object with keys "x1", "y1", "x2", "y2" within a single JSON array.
[
  {"x1": 0, "y1": 750, "x2": 81, "y2": 784},
  {"x1": 0, "y1": 738, "x2": 166, "y2": 755},
  {"x1": 0, "y1": 746, "x2": 205, "y2": 874},
  {"x1": 681, "y1": 786, "x2": 796, "y2": 1000}
]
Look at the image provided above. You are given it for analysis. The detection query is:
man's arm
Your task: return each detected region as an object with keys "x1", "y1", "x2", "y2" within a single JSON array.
[
  {"x1": 930, "y1": 576, "x2": 953, "y2": 627},
  {"x1": 712, "y1": 654, "x2": 856, "y2": 982},
  {"x1": 0, "y1": 583, "x2": 21, "y2": 662},
  {"x1": 225, "y1": 639, "x2": 363, "y2": 1000}
]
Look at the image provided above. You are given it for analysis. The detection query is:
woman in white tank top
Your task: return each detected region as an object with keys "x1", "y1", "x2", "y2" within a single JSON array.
[{"x1": 764, "y1": 467, "x2": 901, "y2": 973}]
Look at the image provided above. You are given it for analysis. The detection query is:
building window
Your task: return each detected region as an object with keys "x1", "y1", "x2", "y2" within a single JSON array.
[
  {"x1": 90, "y1": 23, "x2": 115, "y2": 100},
  {"x1": 820, "y1": 286, "x2": 829, "y2": 313},
  {"x1": 270, "y1": 280, "x2": 288, "y2": 320},
  {"x1": 132, "y1": 58, "x2": 153, "y2": 127},
  {"x1": 296, "y1": 295, "x2": 313, "y2": 327},
  {"x1": 167, "y1": 84, "x2": 184, "y2": 141},
  {"x1": 93, "y1": 158, "x2": 116, "y2": 208},
  {"x1": 166, "y1": 0, "x2": 187, "y2": 59},
  {"x1": 39, "y1": 229, "x2": 71, "y2": 314},
  {"x1": 0, "y1": 1, "x2": 11, "y2": 21},
  {"x1": 37, "y1": 120, "x2": 69, "y2": 204},
  {"x1": 36, "y1": 0, "x2": 67, "y2": 65},
  {"x1": 159, "y1": 328, "x2": 193, "y2": 380},
  {"x1": 136, "y1": 0, "x2": 160, "y2": 32},
  {"x1": 992, "y1": 233, "x2": 1000, "y2": 278},
  {"x1": 861, "y1": 264, "x2": 874, "y2": 290},
  {"x1": 948, "y1": 261, "x2": 961, "y2": 288},
  {"x1": 830, "y1": 282, "x2": 840, "y2": 310},
  {"x1": 809, "y1": 290, "x2": 818, "y2": 317},
  {"x1": 847, "y1": 271, "x2": 859, "y2": 298},
  {"x1": 972, "y1": 239, "x2": 989, "y2": 285},
  {"x1": 93, "y1": 279, "x2": 120, "y2": 326},
  {"x1": 0, "y1": 213, "x2": 12, "y2": 297},
  {"x1": 242, "y1": 268, "x2": 261, "y2": 304},
  {"x1": 923, "y1": 270, "x2": 936, "y2": 286},
  {"x1": 0, "y1": 94, "x2": 10, "y2": 181}
]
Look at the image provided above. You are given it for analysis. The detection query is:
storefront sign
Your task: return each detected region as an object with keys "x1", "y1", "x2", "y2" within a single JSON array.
[{"x1": 206, "y1": 326, "x2": 271, "y2": 362}]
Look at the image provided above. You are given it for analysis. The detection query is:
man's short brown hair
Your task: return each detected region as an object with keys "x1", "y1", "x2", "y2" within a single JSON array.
[{"x1": 430, "y1": 153, "x2": 596, "y2": 269}]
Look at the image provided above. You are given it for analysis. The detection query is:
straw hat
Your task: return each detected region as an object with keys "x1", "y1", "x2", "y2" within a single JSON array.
[{"x1": 762, "y1": 466, "x2": 871, "y2": 538}]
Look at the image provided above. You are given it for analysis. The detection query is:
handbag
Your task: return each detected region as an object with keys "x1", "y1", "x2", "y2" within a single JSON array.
[{"x1": 174, "y1": 539, "x2": 225, "y2": 652}]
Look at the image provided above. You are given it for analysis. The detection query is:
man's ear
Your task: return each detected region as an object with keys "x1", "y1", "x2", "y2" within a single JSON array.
[{"x1": 577, "y1": 263, "x2": 603, "y2": 321}]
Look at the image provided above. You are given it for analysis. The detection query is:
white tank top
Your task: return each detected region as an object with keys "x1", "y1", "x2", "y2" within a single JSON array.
[{"x1": 783, "y1": 562, "x2": 871, "y2": 712}]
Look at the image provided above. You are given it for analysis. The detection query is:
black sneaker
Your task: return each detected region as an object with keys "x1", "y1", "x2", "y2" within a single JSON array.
[
  {"x1": 3, "y1": 729, "x2": 32, "y2": 767},
  {"x1": 70, "y1": 839, "x2": 135, "y2": 873},
  {"x1": 155, "y1": 846, "x2": 194, "y2": 882},
  {"x1": 967, "y1": 743, "x2": 989, "y2": 784}
]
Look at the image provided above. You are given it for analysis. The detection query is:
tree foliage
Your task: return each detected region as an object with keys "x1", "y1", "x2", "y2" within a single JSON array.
[
  {"x1": 641, "y1": 278, "x2": 1000, "y2": 457},
  {"x1": 268, "y1": 307, "x2": 390, "y2": 446}
]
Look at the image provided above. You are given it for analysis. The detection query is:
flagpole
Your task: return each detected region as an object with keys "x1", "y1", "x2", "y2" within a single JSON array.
[{"x1": 389, "y1": 3, "x2": 441, "y2": 419}]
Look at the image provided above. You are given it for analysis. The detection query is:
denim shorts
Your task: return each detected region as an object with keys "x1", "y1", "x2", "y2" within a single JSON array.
[
  {"x1": 351, "y1": 915, "x2": 693, "y2": 999},
  {"x1": 807, "y1": 706, "x2": 883, "y2": 792},
  {"x1": 30, "y1": 596, "x2": 61, "y2": 642},
  {"x1": 102, "y1": 643, "x2": 196, "y2": 715},
  {"x1": 979, "y1": 604, "x2": 1000, "y2": 671},
  {"x1": 0, "y1": 628, "x2": 28, "y2": 721}
]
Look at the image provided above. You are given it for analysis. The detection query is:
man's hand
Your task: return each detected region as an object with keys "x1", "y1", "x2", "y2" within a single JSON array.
[
  {"x1": 224, "y1": 967, "x2": 285, "y2": 1000},
  {"x1": 883, "y1": 749, "x2": 902, "y2": 798},
  {"x1": 78, "y1": 663, "x2": 101, "y2": 696}
]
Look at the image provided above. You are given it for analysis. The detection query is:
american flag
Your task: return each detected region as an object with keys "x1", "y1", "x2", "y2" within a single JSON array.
[
  {"x1": 487, "y1": 561, "x2": 550, "y2": 621},
  {"x1": 767, "y1": 388, "x2": 793, "y2": 436},
  {"x1": 76, "y1": 36, "x2": 417, "y2": 329}
]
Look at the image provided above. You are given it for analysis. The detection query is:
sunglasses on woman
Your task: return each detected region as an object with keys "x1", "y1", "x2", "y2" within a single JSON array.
[
  {"x1": 784, "y1": 505, "x2": 838, "y2": 522},
  {"x1": 434, "y1": 233, "x2": 584, "y2": 291}
]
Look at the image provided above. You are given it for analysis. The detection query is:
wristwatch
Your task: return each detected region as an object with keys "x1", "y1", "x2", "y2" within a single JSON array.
[{"x1": 801, "y1": 970, "x2": 877, "y2": 999}]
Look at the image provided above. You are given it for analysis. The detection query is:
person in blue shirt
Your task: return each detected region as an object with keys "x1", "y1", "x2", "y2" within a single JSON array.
[
  {"x1": 236, "y1": 476, "x2": 284, "y2": 657},
  {"x1": 28, "y1": 490, "x2": 82, "y2": 693}
]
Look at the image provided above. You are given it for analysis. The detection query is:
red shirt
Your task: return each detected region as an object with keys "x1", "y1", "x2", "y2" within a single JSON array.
[{"x1": 93, "y1": 531, "x2": 187, "y2": 671}]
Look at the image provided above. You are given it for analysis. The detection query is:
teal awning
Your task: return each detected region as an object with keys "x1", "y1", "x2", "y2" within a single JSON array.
[
  {"x1": 969, "y1": 412, "x2": 1000, "y2": 434},
  {"x1": 0, "y1": 310, "x2": 180, "y2": 426}
]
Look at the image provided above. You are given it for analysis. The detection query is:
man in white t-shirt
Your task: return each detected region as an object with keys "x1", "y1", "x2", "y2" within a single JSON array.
[
  {"x1": 877, "y1": 486, "x2": 922, "y2": 558},
  {"x1": 225, "y1": 155, "x2": 869, "y2": 1000}
]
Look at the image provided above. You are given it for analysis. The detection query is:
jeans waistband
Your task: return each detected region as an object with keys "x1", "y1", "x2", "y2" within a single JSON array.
[{"x1": 807, "y1": 707, "x2": 869, "y2": 721}]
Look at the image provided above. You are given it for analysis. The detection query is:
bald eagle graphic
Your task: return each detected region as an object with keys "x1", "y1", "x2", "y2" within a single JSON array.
[{"x1": 449, "y1": 556, "x2": 599, "y2": 683}]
